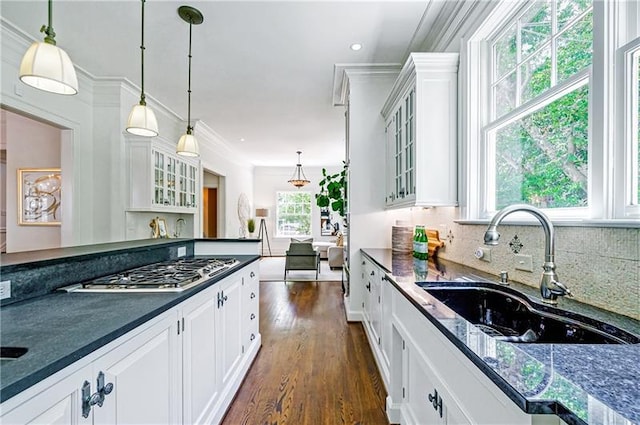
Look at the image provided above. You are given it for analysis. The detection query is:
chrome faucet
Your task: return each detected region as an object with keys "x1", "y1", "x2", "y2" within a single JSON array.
[{"x1": 483, "y1": 204, "x2": 571, "y2": 304}]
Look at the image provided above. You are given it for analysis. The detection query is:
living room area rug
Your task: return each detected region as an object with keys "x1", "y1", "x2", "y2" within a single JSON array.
[{"x1": 259, "y1": 256, "x2": 343, "y2": 282}]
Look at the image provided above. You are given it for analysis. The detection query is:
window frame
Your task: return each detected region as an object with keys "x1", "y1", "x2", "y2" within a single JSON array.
[
  {"x1": 615, "y1": 36, "x2": 640, "y2": 219},
  {"x1": 275, "y1": 191, "x2": 313, "y2": 238},
  {"x1": 462, "y1": 0, "x2": 640, "y2": 224}
]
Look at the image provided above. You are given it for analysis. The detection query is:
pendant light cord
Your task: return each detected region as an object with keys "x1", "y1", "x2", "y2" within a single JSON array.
[
  {"x1": 186, "y1": 18, "x2": 193, "y2": 134},
  {"x1": 139, "y1": 0, "x2": 147, "y2": 105},
  {"x1": 42, "y1": 0, "x2": 56, "y2": 45}
]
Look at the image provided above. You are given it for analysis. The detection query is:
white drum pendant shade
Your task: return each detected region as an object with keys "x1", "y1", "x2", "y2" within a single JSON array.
[
  {"x1": 126, "y1": 104, "x2": 159, "y2": 137},
  {"x1": 176, "y1": 133, "x2": 199, "y2": 157},
  {"x1": 19, "y1": 41, "x2": 78, "y2": 95}
]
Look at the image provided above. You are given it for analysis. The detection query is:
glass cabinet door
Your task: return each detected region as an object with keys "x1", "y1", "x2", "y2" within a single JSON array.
[
  {"x1": 394, "y1": 106, "x2": 403, "y2": 199},
  {"x1": 178, "y1": 161, "x2": 188, "y2": 207},
  {"x1": 166, "y1": 157, "x2": 176, "y2": 206},
  {"x1": 188, "y1": 165, "x2": 197, "y2": 208},
  {"x1": 153, "y1": 151, "x2": 165, "y2": 205},
  {"x1": 404, "y1": 88, "x2": 415, "y2": 197}
]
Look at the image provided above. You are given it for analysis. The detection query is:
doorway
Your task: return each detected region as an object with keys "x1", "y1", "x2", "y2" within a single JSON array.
[{"x1": 203, "y1": 187, "x2": 218, "y2": 238}]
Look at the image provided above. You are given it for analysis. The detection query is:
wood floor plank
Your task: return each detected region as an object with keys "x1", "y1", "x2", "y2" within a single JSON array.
[{"x1": 221, "y1": 280, "x2": 389, "y2": 425}]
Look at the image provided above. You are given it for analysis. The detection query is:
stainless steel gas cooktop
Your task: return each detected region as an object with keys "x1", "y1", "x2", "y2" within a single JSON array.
[{"x1": 59, "y1": 257, "x2": 240, "y2": 293}]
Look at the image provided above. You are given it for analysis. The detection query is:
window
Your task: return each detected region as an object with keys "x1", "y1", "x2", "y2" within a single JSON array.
[
  {"x1": 465, "y1": 0, "x2": 640, "y2": 221},
  {"x1": 486, "y1": 0, "x2": 592, "y2": 214},
  {"x1": 615, "y1": 36, "x2": 640, "y2": 218},
  {"x1": 276, "y1": 191, "x2": 312, "y2": 237}
]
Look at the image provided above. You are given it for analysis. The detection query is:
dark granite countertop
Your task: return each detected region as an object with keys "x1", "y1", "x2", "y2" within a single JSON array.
[
  {"x1": 0, "y1": 255, "x2": 260, "y2": 403},
  {"x1": 362, "y1": 248, "x2": 640, "y2": 425}
]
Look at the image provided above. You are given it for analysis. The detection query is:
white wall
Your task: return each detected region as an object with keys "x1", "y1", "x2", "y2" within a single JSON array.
[
  {"x1": 197, "y1": 122, "x2": 254, "y2": 239},
  {"x1": 1, "y1": 20, "x2": 254, "y2": 251},
  {"x1": 1, "y1": 110, "x2": 62, "y2": 252},
  {"x1": 253, "y1": 165, "x2": 342, "y2": 256},
  {"x1": 342, "y1": 69, "x2": 401, "y2": 319}
]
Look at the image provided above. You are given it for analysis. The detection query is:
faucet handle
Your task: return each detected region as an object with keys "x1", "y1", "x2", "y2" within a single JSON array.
[{"x1": 553, "y1": 280, "x2": 572, "y2": 297}]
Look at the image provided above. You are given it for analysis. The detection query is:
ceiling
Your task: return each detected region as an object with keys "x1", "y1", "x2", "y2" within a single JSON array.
[{"x1": 1, "y1": 1, "x2": 441, "y2": 167}]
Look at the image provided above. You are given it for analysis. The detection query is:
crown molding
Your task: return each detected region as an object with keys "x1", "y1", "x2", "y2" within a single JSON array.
[{"x1": 332, "y1": 63, "x2": 401, "y2": 106}]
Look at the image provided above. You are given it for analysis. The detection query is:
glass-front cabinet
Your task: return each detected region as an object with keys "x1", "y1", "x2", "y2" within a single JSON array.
[
  {"x1": 381, "y1": 53, "x2": 459, "y2": 209},
  {"x1": 129, "y1": 139, "x2": 199, "y2": 213}
]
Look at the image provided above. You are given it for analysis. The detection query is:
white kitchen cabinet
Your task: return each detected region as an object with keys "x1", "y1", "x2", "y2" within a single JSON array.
[
  {"x1": 180, "y1": 272, "x2": 246, "y2": 424},
  {"x1": 390, "y1": 280, "x2": 558, "y2": 425},
  {"x1": 92, "y1": 313, "x2": 180, "y2": 425},
  {"x1": 400, "y1": 328, "x2": 471, "y2": 425},
  {"x1": 180, "y1": 284, "x2": 220, "y2": 425},
  {"x1": 361, "y1": 258, "x2": 392, "y2": 388},
  {"x1": 128, "y1": 138, "x2": 199, "y2": 213},
  {"x1": 362, "y1": 258, "x2": 381, "y2": 349},
  {"x1": 1, "y1": 265, "x2": 261, "y2": 425},
  {"x1": 381, "y1": 53, "x2": 459, "y2": 209},
  {"x1": 241, "y1": 262, "x2": 260, "y2": 353},
  {"x1": 217, "y1": 275, "x2": 243, "y2": 389},
  {"x1": 0, "y1": 367, "x2": 92, "y2": 425},
  {"x1": 0, "y1": 311, "x2": 178, "y2": 425}
]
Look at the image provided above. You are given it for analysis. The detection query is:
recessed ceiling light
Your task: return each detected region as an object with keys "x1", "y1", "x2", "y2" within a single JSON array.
[
  {"x1": 350, "y1": 43, "x2": 363, "y2": 51},
  {"x1": 240, "y1": 138, "x2": 245, "y2": 142}
]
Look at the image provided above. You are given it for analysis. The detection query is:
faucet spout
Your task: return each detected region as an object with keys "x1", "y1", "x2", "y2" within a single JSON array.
[{"x1": 483, "y1": 204, "x2": 569, "y2": 304}]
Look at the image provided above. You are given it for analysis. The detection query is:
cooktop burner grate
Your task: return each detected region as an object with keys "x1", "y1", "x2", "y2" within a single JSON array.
[{"x1": 74, "y1": 257, "x2": 239, "y2": 292}]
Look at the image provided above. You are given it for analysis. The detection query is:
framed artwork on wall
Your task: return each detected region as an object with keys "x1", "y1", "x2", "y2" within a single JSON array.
[
  {"x1": 157, "y1": 218, "x2": 168, "y2": 238},
  {"x1": 18, "y1": 168, "x2": 62, "y2": 226},
  {"x1": 150, "y1": 217, "x2": 168, "y2": 238}
]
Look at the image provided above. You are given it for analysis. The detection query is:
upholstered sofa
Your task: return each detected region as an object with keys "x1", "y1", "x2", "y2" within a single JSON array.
[
  {"x1": 311, "y1": 241, "x2": 335, "y2": 259},
  {"x1": 327, "y1": 245, "x2": 344, "y2": 269}
]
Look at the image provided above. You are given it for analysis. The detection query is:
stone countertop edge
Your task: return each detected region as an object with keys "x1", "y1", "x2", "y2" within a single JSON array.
[
  {"x1": 361, "y1": 248, "x2": 640, "y2": 425},
  {"x1": 0, "y1": 255, "x2": 260, "y2": 404},
  {"x1": 0, "y1": 238, "x2": 259, "y2": 269}
]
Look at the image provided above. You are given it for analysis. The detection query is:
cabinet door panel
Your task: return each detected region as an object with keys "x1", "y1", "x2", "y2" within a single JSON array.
[
  {"x1": 404, "y1": 341, "x2": 445, "y2": 425},
  {"x1": 93, "y1": 313, "x2": 179, "y2": 425},
  {"x1": 0, "y1": 368, "x2": 91, "y2": 425},
  {"x1": 182, "y1": 293, "x2": 219, "y2": 424},
  {"x1": 381, "y1": 276, "x2": 393, "y2": 369},
  {"x1": 219, "y1": 277, "x2": 243, "y2": 387}
]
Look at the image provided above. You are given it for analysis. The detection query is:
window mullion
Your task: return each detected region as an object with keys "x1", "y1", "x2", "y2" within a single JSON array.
[
  {"x1": 551, "y1": 0, "x2": 557, "y2": 87},
  {"x1": 485, "y1": 69, "x2": 589, "y2": 133},
  {"x1": 516, "y1": 18, "x2": 522, "y2": 107}
]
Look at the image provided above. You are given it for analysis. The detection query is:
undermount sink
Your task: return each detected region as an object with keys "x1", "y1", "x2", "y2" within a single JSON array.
[
  {"x1": 419, "y1": 284, "x2": 639, "y2": 344},
  {"x1": 0, "y1": 346, "x2": 28, "y2": 365}
]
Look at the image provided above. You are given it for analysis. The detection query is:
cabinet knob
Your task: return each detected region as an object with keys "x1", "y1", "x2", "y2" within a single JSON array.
[
  {"x1": 370, "y1": 270, "x2": 375, "y2": 276},
  {"x1": 250, "y1": 271, "x2": 256, "y2": 278},
  {"x1": 250, "y1": 313, "x2": 256, "y2": 320},
  {"x1": 250, "y1": 333, "x2": 256, "y2": 341},
  {"x1": 250, "y1": 292, "x2": 256, "y2": 299}
]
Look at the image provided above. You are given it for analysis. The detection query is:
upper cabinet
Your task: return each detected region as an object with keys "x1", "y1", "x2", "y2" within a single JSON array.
[
  {"x1": 128, "y1": 138, "x2": 199, "y2": 213},
  {"x1": 381, "y1": 53, "x2": 459, "y2": 209}
]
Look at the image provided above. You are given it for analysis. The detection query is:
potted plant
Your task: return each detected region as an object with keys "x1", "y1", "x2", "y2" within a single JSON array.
[
  {"x1": 315, "y1": 163, "x2": 347, "y2": 217},
  {"x1": 247, "y1": 218, "x2": 256, "y2": 237}
]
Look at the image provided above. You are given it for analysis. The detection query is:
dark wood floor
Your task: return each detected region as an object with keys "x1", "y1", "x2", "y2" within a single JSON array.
[{"x1": 221, "y1": 280, "x2": 389, "y2": 425}]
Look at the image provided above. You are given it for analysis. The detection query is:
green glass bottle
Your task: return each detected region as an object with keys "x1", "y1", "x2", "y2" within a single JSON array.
[
  {"x1": 413, "y1": 225, "x2": 428, "y2": 260},
  {"x1": 420, "y1": 228, "x2": 428, "y2": 261}
]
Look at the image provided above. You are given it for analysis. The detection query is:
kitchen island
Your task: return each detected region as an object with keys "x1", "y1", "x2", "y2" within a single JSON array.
[
  {"x1": 360, "y1": 248, "x2": 640, "y2": 425},
  {"x1": 0, "y1": 238, "x2": 261, "y2": 424}
]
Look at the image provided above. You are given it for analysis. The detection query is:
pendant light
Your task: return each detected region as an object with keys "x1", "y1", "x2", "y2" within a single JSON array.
[
  {"x1": 126, "y1": 0, "x2": 158, "y2": 137},
  {"x1": 176, "y1": 5, "x2": 204, "y2": 157},
  {"x1": 19, "y1": 0, "x2": 78, "y2": 95},
  {"x1": 288, "y1": 151, "x2": 311, "y2": 188}
]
